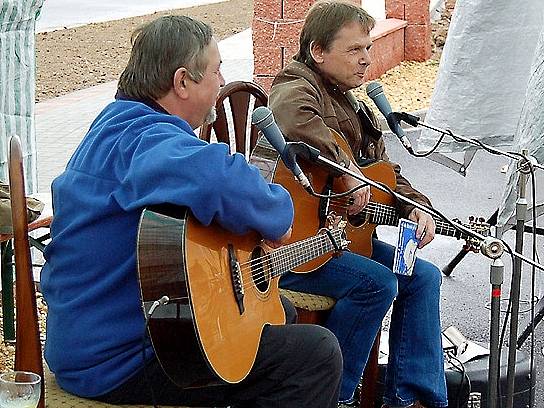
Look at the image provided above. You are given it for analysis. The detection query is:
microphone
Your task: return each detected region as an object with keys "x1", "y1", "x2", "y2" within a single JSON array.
[
  {"x1": 251, "y1": 106, "x2": 311, "y2": 191},
  {"x1": 365, "y1": 81, "x2": 414, "y2": 154}
]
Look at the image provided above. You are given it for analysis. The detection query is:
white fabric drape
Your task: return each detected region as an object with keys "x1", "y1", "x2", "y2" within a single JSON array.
[
  {"x1": 0, "y1": 0, "x2": 44, "y2": 193},
  {"x1": 418, "y1": 0, "x2": 544, "y2": 154},
  {"x1": 498, "y1": 27, "x2": 544, "y2": 225}
]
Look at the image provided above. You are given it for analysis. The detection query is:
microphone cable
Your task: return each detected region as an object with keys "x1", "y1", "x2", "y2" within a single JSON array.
[
  {"x1": 304, "y1": 181, "x2": 369, "y2": 199},
  {"x1": 395, "y1": 112, "x2": 519, "y2": 160},
  {"x1": 445, "y1": 351, "x2": 471, "y2": 408}
]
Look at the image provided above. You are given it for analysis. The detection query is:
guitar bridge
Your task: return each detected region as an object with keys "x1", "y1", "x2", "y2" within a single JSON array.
[{"x1": 228, "y1": 244, "x2": 245, "y2": 315}]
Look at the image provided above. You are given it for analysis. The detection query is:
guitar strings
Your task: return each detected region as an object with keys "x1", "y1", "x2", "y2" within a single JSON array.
[
  {"x1": 235, "y1": 232, "x2": 340, "y2": 290},
  {"x1": 236, "y1": 230, "x2": 340, "y2": 271},
  {"x1": 326, "y1": 198, "x2": 475, "y2": 237},
  {"x1": 237, "y1": 234, "x2": 334, "y2": 290},
  {"x1": 327, "y1": 198, "x2": 398, "y2": 223}
]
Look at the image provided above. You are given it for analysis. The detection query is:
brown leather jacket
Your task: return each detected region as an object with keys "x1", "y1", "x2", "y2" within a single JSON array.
[{"x1": 269, "y1": 60, "x2": 431, "y2": 218}]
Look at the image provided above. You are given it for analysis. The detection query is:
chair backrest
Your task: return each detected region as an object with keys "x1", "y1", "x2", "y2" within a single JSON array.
[
  {"x1": 199, "y1": 80, "x2": 268, "y2": 157},
  {"x1": 9, "y1": 135, "x2": 45, "y2": 408}
]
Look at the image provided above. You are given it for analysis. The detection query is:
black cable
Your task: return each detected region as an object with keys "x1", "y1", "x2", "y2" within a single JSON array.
[
  {"x1": 407, "y1": 129, "x2": 451, "y2": 157},
  {"x1": 398, "y1": 114, "x2": 528, "y2": 164},
  {"x1": 306, "y1": 181, "x2": 368, "y2": 199},
  {"x1": 446, "y1": 352, "x2": 471, "y2": 408}
]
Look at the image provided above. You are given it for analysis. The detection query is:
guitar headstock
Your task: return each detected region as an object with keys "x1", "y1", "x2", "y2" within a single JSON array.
[
  {"x1": 453, "y1": 216, "x2": 491, "y2": 252},
  {"x1": 325, "y1": 213, "x2": 350, "y2": 251}
]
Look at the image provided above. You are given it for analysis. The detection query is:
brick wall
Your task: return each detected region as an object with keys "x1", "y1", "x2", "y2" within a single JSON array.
[
  {"x1": 386, "y1": 0, "x2": 431, "y2": 61},
  {"x1": 253, "y1": 0, "x2": 430, "y2": 91}
]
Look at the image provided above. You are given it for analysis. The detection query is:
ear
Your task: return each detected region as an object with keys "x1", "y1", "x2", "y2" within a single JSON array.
[
  {"x1": 173, "y1": 67, "x2": 190, "y2": 99},
  {"x1": 309, "y1": 41, "x2": 324, "y2": 64}
]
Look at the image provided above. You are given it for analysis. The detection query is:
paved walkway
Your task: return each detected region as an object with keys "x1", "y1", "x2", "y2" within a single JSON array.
[
  {"x1": 36, "y1": 0, "x2": 226, "y2": 32},
  {"x1": 35, "y1": 28, "x2": 253, "y2": 192}
]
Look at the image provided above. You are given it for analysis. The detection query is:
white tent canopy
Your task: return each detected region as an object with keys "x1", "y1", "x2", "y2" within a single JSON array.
[{"x1": 418, "y1": 0, "x2": 544, "y2": 154}]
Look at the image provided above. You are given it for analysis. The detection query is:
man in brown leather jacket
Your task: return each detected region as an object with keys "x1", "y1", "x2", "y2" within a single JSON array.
[{"x1": 269, "y1": 1, "x2": 448, "y2": 408}]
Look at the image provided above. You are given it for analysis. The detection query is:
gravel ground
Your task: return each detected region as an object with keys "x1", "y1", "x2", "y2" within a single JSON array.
[
  {"x1": 2, "y1": 0, "x2": 456, "y2": 375},
  {"x1": 35, "y1": 0, "x2": 253, "y2": 101}
]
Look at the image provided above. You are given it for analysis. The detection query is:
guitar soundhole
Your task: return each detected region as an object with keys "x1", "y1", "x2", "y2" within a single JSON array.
[
  {"x1": 347, "y1": 213, "x2": 366, "y2": 227},
  {"x1": 250, "y1": 246, "x2": 271, "y2": 293}
]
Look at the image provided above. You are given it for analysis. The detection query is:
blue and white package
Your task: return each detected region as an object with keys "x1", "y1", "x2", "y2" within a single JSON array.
[{"x1": 393, "y1": 218, "x2": 420, "y2": 276}]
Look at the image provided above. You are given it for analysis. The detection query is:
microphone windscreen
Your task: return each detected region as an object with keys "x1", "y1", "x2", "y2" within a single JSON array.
[
  {"x1": 365, "y1": 81, "x2": 383, "y2": 100},
  {"x1": 251, "y1": 106, "x2": 274, "y2": 129}
]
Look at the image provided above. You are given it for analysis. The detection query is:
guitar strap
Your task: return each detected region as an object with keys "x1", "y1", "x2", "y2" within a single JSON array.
[{"x1": 323, "y1": 228, "x2": 342, "y2": 252}]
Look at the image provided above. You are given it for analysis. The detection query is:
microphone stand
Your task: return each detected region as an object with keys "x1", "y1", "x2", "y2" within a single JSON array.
[
  {"x1": 505, "y1": 150, "x2": 529, "y2": 408},
  {"x1": 395, "y1": 112, "x2": 542, "y2": 408},
  {"x1": 287, "y1": 138, "x2": 544, "y2": 408}
]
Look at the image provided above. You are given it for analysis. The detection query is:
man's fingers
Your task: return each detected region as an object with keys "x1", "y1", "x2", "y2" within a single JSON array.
[{"x1": 348, "y1": 186, "x2": 370, "y2": 215}]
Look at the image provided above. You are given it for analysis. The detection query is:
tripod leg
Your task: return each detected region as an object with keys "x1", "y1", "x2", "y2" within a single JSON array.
[
  {"x1": 442, "y1": 249, "x2": 470, "y2": 277},
  {"x1": 442, "y1": 209, "x2": 499, "y2": 276},
  {"x1": 516, "y1": 295, "x2": 544, "y2": 348}
]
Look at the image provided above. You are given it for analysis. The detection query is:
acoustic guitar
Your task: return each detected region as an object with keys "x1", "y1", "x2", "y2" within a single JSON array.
[
  {"x1": 270, "y1": 128, "x2": 490, "y2": 272},
  {"x1": 136, "y1": 204, "x2": 348, "y2": 387}
]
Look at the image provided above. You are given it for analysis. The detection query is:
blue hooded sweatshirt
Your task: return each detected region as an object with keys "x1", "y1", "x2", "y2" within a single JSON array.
[{"x1": 41, "y1": 98, "x2": 293, "y2": 397}]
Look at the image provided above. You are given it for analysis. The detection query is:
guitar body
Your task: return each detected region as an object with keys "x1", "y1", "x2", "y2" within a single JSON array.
[
  {"x1": 137, "y1": 204, "x2": 285, "y2": 386},
  {"x1": 272, "y1": 130, "x2": 397, "y2": 270}
]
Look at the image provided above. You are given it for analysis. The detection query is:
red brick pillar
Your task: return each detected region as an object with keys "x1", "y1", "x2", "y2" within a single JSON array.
[
  {"x1": 253, "y1": 0, "x2": 362, "y2": 91},
  {"x1": 385, "y1": 0, "x2": 430, "y2": 61}
]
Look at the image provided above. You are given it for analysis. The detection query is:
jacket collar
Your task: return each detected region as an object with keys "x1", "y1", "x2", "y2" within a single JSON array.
[{"x1": 115, "y1": 89, "x2": 169, "y2": 115}]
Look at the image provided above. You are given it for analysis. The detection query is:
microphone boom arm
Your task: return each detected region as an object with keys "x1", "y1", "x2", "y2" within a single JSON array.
[{"x1": 310, "y1": 148, "x2": 544, "y2": 272}]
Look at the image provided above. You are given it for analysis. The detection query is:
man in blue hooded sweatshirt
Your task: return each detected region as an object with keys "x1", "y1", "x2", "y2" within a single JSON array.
[{"x1": 41, "y1": 15, "x2": 342, "y2": 408}]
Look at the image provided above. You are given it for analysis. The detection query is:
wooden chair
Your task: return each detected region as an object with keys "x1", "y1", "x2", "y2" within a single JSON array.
[
  {"x1": 7, "y1": 135, "x2": 188, "y2": 408},
  {"x1": 201, "y1": 81, "x2": 382, "y2": 408},
  {"x1": 1, "y1": 208, "x2": 52, "y2": 342},
  {"x1": 199, "y1": 80, "x2": 268, "y2": 158}
]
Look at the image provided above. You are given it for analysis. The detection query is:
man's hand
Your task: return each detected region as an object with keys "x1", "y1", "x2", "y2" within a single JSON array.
[
  {"x1": 408, "y1": 208, "x2": 435, "y2": 248},
  {"x1": 264, "y1": 226, "x2": 292, "y2": 249},
  {"x1": 341, "y1": 162, "x2": 371, "y2": 215}
]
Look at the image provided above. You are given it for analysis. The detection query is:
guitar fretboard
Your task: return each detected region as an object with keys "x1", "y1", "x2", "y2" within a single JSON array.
[
  {"x1": 268, "y1": 229, "x2": 343, "y2": 277},
  {"x1": 353, "y1": 202, "x2": 478, "y2": 240}
]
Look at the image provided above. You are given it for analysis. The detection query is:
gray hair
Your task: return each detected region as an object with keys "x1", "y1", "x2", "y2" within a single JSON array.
[{"x1": 118, "y1": 15, "x2": 213, "y2": 100}]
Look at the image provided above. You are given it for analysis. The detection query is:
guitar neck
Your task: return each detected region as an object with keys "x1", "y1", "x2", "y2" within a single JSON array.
[
  {"x1": 269, "y1": 229, "x2": 342, "y2": 277},
  {"x1": 359, "y1": 202, "x2": 473, "y2": 240}
]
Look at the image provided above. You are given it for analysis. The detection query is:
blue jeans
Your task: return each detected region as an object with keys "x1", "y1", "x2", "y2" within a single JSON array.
[{"x1": 280, "y1": 239, "x2": 448, "y2": 407}]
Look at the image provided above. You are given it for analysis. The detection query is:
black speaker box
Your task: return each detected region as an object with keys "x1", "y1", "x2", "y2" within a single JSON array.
[{"x1": 375, "y1": 347, "x2": 535, "y2": 408}]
